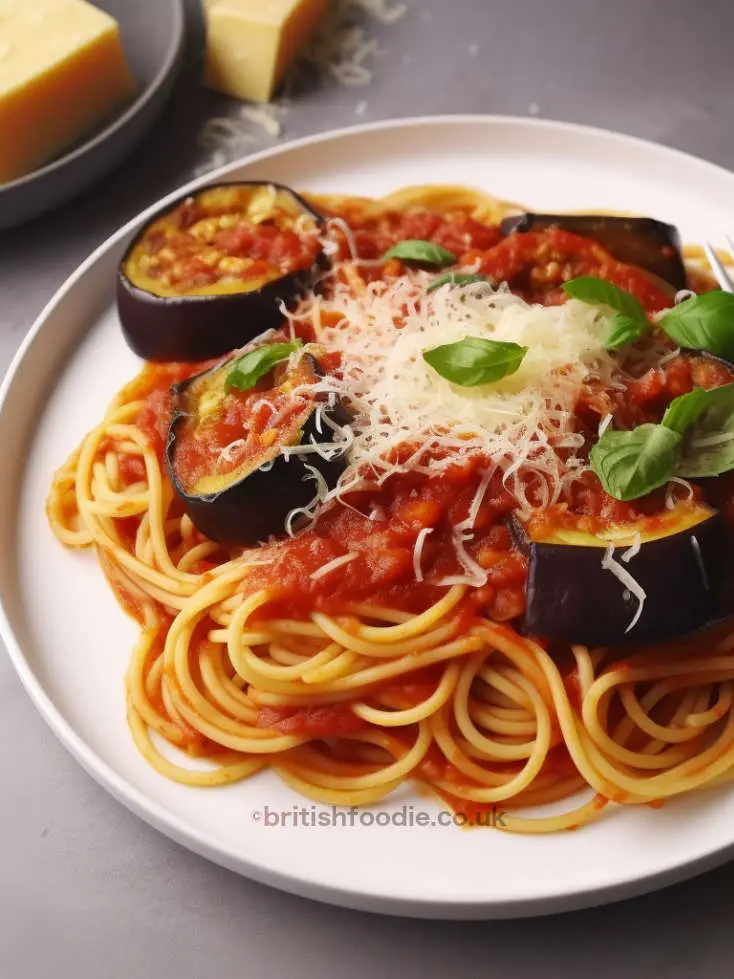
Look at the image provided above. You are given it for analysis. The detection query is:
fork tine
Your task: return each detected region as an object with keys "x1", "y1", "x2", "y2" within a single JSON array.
[
  {"x1": 725, "y1": 234, "x2": 734, "y2": 263},
  {"x1": 704, "y1": 242, "x2": 734, "y2": 292}
]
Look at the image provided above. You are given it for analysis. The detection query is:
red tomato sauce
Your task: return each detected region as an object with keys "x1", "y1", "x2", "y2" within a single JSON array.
[
  {"x1": 126, "y1": 188, "x2": 321, "y2": 293},
  {"x1": 328, "y1": 206, "x2": 502, "y2": 260},
  {"x1": 254, "y1": 665, "x2": 449, "y2": 737},
  {"x1": 111, "y1": 213, "x2": 734, "y2": 643},
  {"x1": 242, "y1": 459, "x2": 528, "y2": 623},
  {"x1": 104, "y1": 361, "x2": 204, "y2": 484},
  {"x1": 577, "y1": 352, "x2": 734, "y2": 435},
  {"x1": 256, "y1": 702, "x2": 368, "y2": 737},
  {"x1": 466, "y1": 228, "x2": 674, "y2": 311},
  {"x1": 171, "y1": 355, "x2": 318, "y2": 496}
]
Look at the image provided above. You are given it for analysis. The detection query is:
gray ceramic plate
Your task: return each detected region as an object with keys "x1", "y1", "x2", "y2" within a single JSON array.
[{"x1": 0, "y1": 0, "x2": 185, "y2": 231}]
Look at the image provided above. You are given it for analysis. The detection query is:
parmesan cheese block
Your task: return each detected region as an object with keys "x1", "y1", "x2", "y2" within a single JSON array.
[
  {"x1": 203, "y1": 0, "x2": 329, "y2": 104},
  {"x1": 0, "y1": 0, "x2": 134, "y2": 184}
]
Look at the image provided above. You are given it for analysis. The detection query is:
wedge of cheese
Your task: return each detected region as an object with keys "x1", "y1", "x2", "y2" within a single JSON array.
[
  {"x1": 0, "y1": 0, "x2": 134, "y2": 184},
  {"x1": 203, "y1": 0, "x2": 329, "y2": 104}
]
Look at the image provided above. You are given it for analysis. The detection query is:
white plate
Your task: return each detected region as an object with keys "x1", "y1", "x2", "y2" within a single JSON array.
[{"x1": 3, "y1": 116, "x2": 734, "y2": 920}]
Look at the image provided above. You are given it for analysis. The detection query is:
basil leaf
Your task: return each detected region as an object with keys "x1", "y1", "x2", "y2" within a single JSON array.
[
  {"x1": 605, "y1": 313, "x2": 649, "y2": 351},
  {"x1": 563, "y1": 276, "x2": 648, "y2": 319},
  {"x1": 427, "y1": 272, "x2": 493, "y2": 293},
  {"x1": 659, "y1": 291, "x2": 734, "y2": 360},
  {"x1": 590, "y1": 424, "x2": 681, "y2": 501},
  {"x1": 423, "y1": 336, "x2": 527, "y2": 386},
  {"x1": 675, "y1": 382, "x2": 734, "y2": 477},
  {"x1": 661, "y1": 387, "x2": 710, "y2": 435},
  {"x1": 383, "y1": 239, "x2": 457, "y2": 266},
  {"x1": 562, "y1": 276, "x2": 649, "y2": 349},
  {"x1": 225, "y1": 340, "x2": 303, "y2": 394}
]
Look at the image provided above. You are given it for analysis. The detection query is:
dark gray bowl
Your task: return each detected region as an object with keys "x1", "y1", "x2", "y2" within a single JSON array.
[{"x1": 0, "y1": 0, "x2": 185, "y2": 231}]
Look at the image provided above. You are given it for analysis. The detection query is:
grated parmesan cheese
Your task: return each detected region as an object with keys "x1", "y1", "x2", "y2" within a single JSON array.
[
  {"x1": 310, "y1": 552, "x2": 359, "y2": 579},
  {"x1": 344, "y1": 0, "x2": 408, "y2": 24},
  {"x1": 289, "y1": 271, "x2": 618, "y2": 515},
  {"x1": 690, "y1": 536, "x2": 710, "y2": 591},
  {"x1": 602, "y1": 544, "x2": 646, "y2": 633},
  {"x1": 412, "y1": 527, "x2": 433, "y2": 582},
  {"x1": 457, "y1": 467, "x2": 495, "y2": 532},
  {"x1": 665, "y1": 477, "x2": 694, "y2": 509},
  {"x1": 437, "y1": 530, "x2": 488, "y2": 588},
  {"x1": 621, "y1": 533, "x2": 641, "y2": 564},
  {"x1": 301, "y1": 0, "x2": 406, "y2": 87},
  {"x1": 241, "y1": 105, "x2": 284, "y2": 137}
]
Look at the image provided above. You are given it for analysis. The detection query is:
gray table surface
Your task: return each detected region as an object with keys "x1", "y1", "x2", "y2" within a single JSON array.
[{"x1": 3, "y1": 1, "x2": 734, "y2": 975}]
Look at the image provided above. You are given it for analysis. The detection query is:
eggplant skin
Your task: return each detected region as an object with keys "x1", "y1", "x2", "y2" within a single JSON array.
[
  {"x1": 165, "y1": 361, "x2": 351, "y2": 546},
  {"x1": 513, "y1": 512, "x2": 732, "y2": 646},
  {"x1": 500, "y1": 213, "x2": 687, "y2": 291},
  {"x1": 117, "y1": 182, "x2": 327, "y2": 363}
]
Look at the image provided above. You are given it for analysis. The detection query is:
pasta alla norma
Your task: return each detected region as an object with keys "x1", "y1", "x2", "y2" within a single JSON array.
[{"x1": 48, "y1": 180, "x2": 734, "y2": 833}]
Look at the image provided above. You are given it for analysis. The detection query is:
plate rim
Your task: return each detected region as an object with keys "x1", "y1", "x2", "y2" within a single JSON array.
[
  {"x1": 0, "y1": 0, "x2": 186, "y2": 197},
  {"x1": 4, "y1": 114, "x2": 734, "y2": 919}
]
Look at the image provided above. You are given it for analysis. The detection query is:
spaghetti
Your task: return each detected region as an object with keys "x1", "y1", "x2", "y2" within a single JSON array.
[{"x1": 47, "y1": 184, "x2": 734, "y2": 833}]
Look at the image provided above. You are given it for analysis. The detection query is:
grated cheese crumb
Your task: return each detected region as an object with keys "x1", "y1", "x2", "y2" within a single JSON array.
[
  {"x1": 241, "y1": 105, "x2": 284, "y2": 137},
  {"x1": 412, "y1": 527, "x2": 433, "y2": 582},
  {"x1": 310, "y1": 552, "x2": 359, "y2": 579},
  {"x1": 602, "y1": 544, "x2": 646, "y2": 633}
]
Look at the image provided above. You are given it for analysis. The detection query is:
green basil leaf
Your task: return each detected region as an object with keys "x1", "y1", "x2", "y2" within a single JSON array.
[
  {"x1": 423, "y1": 336, "x2": 527, "y2": 386},
  {"x1": 563, "y1": 276, "x2": 649, "y2": 349},
  {"x1": 605, "y1": 312, "x2": 649, "y2": 351},
  {"x1": 225, "y1": 340, "x2": 303, "y2": 394},
  {"x1": 382, "y1": 239, "x2": 457, "y2": 266},
  {"x1": 563, "y1": 276, "x2": 648, "y2": 320},
  {"x1": 661, "y1": 387, "x2": 710, "y2": 436},
  {"x1": 590, "y1": 424, "x2": 681, "y2": 501},
  {"x1": 426, "y1": 272, "x2": 494, "y2": 293},
  {"x1": 675, "y1": 382, "x2": 734, "y2": 477},
  {"x1": 659, "y1": 291, "x2": 734, "y2": 360}
]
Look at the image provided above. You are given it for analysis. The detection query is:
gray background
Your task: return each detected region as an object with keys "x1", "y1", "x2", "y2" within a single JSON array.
[{"x1": 2, "y1": 1, "x2": 734, "y2": 975}]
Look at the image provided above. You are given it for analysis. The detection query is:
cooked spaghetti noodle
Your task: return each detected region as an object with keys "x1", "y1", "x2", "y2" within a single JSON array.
[{"x1": 47, "y1": 184, "x2": 734, "y2": 833}]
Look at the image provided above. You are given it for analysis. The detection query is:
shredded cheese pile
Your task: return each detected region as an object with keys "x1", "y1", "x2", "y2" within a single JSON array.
[
  {"x1": 304, "y1": 0, "x2": 408, "y2": 87},
  {"x1": 288, "y1": 270, "x2": 619, "y2": 514}
]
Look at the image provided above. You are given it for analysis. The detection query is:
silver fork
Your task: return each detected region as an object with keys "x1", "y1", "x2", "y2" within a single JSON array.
[{"x1": 703, "y1": 236, "x2": 734, "y2": 292}]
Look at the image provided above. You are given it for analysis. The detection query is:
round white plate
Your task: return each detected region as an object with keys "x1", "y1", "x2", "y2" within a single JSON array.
[{"x1": 3, "y1": 116, "x2": 734, "y2": 920}]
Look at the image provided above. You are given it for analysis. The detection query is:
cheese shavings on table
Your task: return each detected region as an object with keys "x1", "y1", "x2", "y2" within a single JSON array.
[
  {"x1": 0, "y1": 0, "x2": 134, "y2": 184},
  {"x1": 195, "y1": 0, "x2": 409, "y2": 176}
]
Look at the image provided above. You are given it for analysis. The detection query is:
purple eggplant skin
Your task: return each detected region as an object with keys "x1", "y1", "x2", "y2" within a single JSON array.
[
  {"x1": 511, "y1": 512, "x2": 732, "y2": 646},
  {"x1": 165, "y1": 357, "x2": 351, "y2": 546},
  {"x1": 500, "y1": 213, "x2": 687, "y2": 291},
  {"x1": 117, "y1": 182, "x2": 328, "y2": 363}
]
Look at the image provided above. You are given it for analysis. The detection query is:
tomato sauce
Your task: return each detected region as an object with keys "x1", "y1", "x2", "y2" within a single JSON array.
[
  {"x1": 256, "y1": 702, "x2": 368, "y2": 737},
  {"x1": 329, "y1": 206, "x2": 502, "y2": 260},
  {"x1": 171, "y1": 355, "x2": 318, "y2": 496},
  {"x1": 102, "y1": 362, "x2": 204, "y2": 483},
  {"x1": 125, "y1": 186, "x2": 321, "y2": 294},
  {"x1": 112, "y1": 209, "x2": 734, "y2": 646},
  {"x1": 239, "y1": 459, "x2": 528, "y2": 622},
  {"x1": 254, "y1": 665, "x2": 451, "y2": 737},
  {"x1": 467, "y1": 228, "x2": 674, "y2": 311}
]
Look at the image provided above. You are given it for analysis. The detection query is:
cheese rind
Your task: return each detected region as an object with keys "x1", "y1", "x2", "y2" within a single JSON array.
[
  {"x1": 203, "y1": 0, "x2": 329, "y2": 104},
  {"x1": 0, "y1": 0, "x2": 134, "y2": 184}
]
